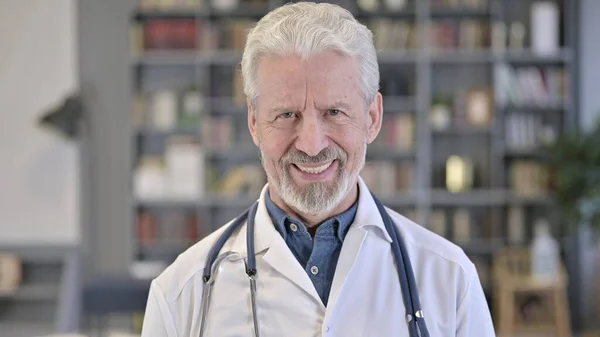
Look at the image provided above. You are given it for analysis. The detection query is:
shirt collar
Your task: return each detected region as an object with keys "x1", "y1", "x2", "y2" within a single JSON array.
[
  {"x1": 265, "y1": 189, "x2": 290, "y2": 239},
  {"x1": 265, "y1": 188, "x2": 358, "y2": 242}
]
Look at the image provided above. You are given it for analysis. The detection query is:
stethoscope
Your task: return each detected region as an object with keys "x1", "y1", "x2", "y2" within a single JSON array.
[{"x1": 199, "y1": 192, "x2": 430, "y2": 337}]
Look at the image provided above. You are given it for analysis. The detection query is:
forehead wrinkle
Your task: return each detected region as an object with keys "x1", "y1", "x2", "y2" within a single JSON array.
[
  {"x1": 274, "y1": 66, "x2": 308, "y2": 113},
  {"x1": 259, "y1": 74, "x2": 308, "y2": 115},
  {"x1": 309, "y1": 74, "x2": 359, "y2": 112},
  {"x1": 305, "y1": 54, "x2": 361, "y2": 104},
  {"x1": 302, "y1": 60, "x2": 308, "y2": 114}
]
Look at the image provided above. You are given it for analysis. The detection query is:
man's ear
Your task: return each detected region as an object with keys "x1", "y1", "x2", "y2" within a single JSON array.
[
  {"x1": 248, "y1": 99, "x2": 260, "y2": 147},
  {"x1": 366, "y1": 92, "x2": 383, "y2": 144}
]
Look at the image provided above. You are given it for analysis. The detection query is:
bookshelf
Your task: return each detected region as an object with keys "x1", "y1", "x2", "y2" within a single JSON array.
[{"x1": 127, "y1": 0, "x2": 577, "y2": 306}]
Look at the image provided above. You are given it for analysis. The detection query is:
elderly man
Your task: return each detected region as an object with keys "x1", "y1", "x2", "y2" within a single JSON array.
[{"x1": 141, "y1": 2, "x2": 496, "y2": 336}]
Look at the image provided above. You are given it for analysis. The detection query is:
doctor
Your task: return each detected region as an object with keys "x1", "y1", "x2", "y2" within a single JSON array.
[{"x1": 141, "y1": 2, "x2": 496, "y2": 336}]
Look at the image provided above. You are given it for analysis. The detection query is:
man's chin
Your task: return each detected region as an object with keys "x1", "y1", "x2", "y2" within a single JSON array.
[{"x1": 287, "y1": 181, "x2": 337, "y2": 197}]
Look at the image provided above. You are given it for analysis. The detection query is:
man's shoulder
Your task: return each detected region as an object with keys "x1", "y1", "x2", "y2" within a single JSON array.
[
  {"x1": 384, "y1": 207, "x2": 475, "y2": 277},
  {"x1": 152, "y1": 221, "x2": 231, "y2": 305}
]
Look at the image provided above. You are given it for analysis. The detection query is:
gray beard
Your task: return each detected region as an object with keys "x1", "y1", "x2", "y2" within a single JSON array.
[
  {"x1": 277, "y1": 162, "x2": 351, "y2": 216},
  {"x1": 259, "y1": 142, "x2": 366, "y2": 216}
]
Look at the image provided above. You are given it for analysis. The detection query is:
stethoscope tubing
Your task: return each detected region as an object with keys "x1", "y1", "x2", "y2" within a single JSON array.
[
  {"x1": 371, "y1": 192, "x2": 430, "y2": 337},
  {"x1": 200, "y1": 251, "x2": 247, "y2": 336},
  {"x1": 201, "y1": 196, "x2": 429, "y2": 337}
]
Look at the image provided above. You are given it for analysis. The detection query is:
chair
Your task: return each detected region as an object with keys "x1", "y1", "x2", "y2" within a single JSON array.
[{"x1": 492, "y1": 247, "x2": 571, "y2": 337}]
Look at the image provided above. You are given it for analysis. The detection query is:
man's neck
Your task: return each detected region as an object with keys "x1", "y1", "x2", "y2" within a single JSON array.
[{"x1": 268, "y1": 183, "x2": 359, "y2": 228}]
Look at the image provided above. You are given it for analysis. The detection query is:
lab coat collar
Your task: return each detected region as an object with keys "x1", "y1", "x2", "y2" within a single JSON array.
[
  {"x1": 226, "y1": 176, "x2": 394, "y2": 306},
  {"x1": 353, "y1": 176, "x2": 394, "y2": 243},
  {"x1": 247, "y1": 184, "x2": 323, "y2": 303},
  {"x1": 227, "y1": 185, "x2": 276, "y2": 259},
  {"x1": 228, "y1": 175, "x2": 393, "y2": 259}
]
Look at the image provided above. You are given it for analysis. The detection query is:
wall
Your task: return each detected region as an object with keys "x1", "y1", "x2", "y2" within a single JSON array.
[{"x1": 0, "y1": 0, "x2": 79, "y2": 244}]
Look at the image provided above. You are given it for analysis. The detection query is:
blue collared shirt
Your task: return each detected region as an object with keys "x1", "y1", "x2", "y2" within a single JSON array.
[{"x1": 265, "y1": 190, "x2": 358, "y2": 306}]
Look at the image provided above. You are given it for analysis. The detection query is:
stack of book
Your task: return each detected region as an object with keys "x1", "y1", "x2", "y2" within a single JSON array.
[
  {"x1": 369, "y1": 20, "x2": 418, "y2": 52},
  {"x1": 495, "y1": 65, "x2": 569, "y2": 107},
  {"x1": 431, "y1": 20, "x2": 490, "y2": 51},
  {"x1": 373, "y1": 113, "x2": 415, "y2": 151},
  {"x1": 431, "y1": 0, "x2": 488, "y2": 10},
  {"x1": 509, "y1": 160, "x2": 550, "y2": 197},
  {"x1": 505, "y1": 112, "x2": 557, "y2": 151},
  {"x1": 134, "y1": 137, "x2": 206, "y2": 201},
  {"x1": 361, "y1": 162, "x2": 413, "y2": 197}
]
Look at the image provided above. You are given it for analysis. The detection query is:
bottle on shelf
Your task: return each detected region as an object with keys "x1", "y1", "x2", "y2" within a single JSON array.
[{"x1": 530, "y1": 218, "x2": 560, "y2": 285}]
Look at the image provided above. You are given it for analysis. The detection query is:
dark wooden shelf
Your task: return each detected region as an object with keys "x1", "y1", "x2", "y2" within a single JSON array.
[
  {"x1": 206, "y1": 6, "x2": 269, "y2": 19},
  {"x1": 136, "y1": 127, "x2": 199, "y2": 138},
  {"x1": 505, "y1": 194, "x2": 553, "y2": 206},
  {"x1": 133, "y1": 6, "x2": 269, "y2": 20},
  {"x1": 366, "y1": 147, "x2": 415, "y2": 160},
  {"x1": 503, "y1": 49, "x2": 573, "y2": 64},
  {"x1": 135, "y1": 198, "x2": 200, "y2": 209},
  {"x1": 377, "y1": 51, "x2": 420, "y2": 63},
  {"x1": 381, "y1": 193, "x2": 418, "y2": 206},
  {"x1": 431, "y1": 189, "x2": 507, "y2": 206},
  {"x1": 135, "y1": 195, "x2": 258, "y2": 209},
  {"x1": 382, "y1": 96, "x2": 416, "y2": 111},
  {"x1": 500, "y1": 101, "x2": 569, "y2": 111},
  {"x1": 503, "y1": 147, "x2": 544, "y2": 158},
  {"x1": 8, "y1": 284, "x2": 60, "y2": 302},
  {"x1": 210, "y1": 97, "x2": 247, "y2": 114},
  {"x1": 207, "y1": 146, "x2": 259, "y2": 161},
  {"x1": 138, "y1": 242, "x2": 191, "y2": 259},
  {"x1": 133, "y1": 9, "x2": 202, "y2": 20},
  {"x1": 132, "y1": 50, "x2": 243, "y2": 66},
  {"x1": 431, "y1": 50, "x2": 495, "y2": 63},
  {"x1": 430, "y1": 8, "x2": 491, "y2": 19},
  {"x1": 432, "y1": 127, "x2": 493, "y2": 136},
  {"x1": 458, "y1": 238, "x2": 505, "y2": 254}
]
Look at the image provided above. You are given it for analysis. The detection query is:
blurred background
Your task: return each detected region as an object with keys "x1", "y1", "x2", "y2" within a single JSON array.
[{"x1": 0, "y1": 0, "x2": 599, "y2": 336}]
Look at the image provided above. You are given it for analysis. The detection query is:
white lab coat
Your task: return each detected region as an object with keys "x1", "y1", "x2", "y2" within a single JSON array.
[{"x1": 141, "y1": 178, "x2": 496, "y2": 336}]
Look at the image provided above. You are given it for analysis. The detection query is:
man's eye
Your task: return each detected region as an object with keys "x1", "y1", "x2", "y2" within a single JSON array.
[
  {"x1": 328, "y1": 109, "x2": 342, "y2": 116},
  {"x1": 280, "y1": 112, "x2": 296, "y2": 119}
]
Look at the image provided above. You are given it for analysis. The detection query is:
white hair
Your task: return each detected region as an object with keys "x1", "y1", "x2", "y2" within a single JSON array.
[{"x1": 240, "y1": 2, "x2": 379, "y2": 110}]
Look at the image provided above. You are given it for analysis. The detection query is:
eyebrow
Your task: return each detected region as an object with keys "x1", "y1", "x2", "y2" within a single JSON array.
[
  {"x1": 268, "y1": 106, "x2": 302, "y2": 115},
  {"x1": 326, "y1": 100, "x2": 352, "y2": 111},
  {"x1": 268, "y1": 100, "x2": 353, "y2": 115}
]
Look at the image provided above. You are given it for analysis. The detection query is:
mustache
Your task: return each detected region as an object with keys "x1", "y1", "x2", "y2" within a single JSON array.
[{"x1": 281, "y1": 147, "x2": 347, "y2": 165}]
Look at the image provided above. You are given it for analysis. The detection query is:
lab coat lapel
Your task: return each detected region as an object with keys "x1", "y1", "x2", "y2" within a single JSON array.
[
  {"x1": 231, "y1": 185, "x2": 324, "y2": 306},
  {"x1": 257, "y1": 188, "x2": 323, "y2": 306},
  {"x1": 326, "y1": 225, "x2": 368, "y2": 312},
  {"x1": 262, "y1": 231, "x2": 323, "y2": 305},
  {"x1": 326, "y1": 178, "x2": 394, "y2": 315}
]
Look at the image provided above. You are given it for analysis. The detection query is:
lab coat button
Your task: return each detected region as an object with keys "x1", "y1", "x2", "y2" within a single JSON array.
[
  {"x1": 310, "y1": 266, "x2": 319, "y2": 275},
  {"x1": 324, "y1": 326, "x2": 330, "y2": 332}
]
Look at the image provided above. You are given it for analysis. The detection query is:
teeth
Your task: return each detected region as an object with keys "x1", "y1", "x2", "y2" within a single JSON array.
[{"x1": 296, "y1": 161, "x2": 333, "y2": 174}]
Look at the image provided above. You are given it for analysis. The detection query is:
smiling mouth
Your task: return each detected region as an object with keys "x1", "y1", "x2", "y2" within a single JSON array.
[{"x1": 293, "y1": 160, "x2": 334, "y2": 174}]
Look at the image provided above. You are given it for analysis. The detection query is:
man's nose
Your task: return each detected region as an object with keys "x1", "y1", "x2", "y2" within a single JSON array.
[{"x1": 294, "y1": 113, "x2": 329, "y2": 157}]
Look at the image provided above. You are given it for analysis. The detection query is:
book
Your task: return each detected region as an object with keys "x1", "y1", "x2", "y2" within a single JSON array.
[
  {"x1": 164, "y1": 137, "x2": 205, "y2": 199},
  {"x1": 361, "y1": 161, "x2": 413, "y2": 196},
  {"x1": 509, "y1": 160, "x2": 550, "y2": 197},
  {"x1": 143, "y1": 19, "x2": 198, "y2": 50},
  {"x1": 453, "y1": 208, "x2": 471, "y2": 243},
  {"x1": 495, "y1": 65, "x2": 569, "y2": 107},
  {"x1": 429, "y1": 209, "x2": 447, "y2": 237}
]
